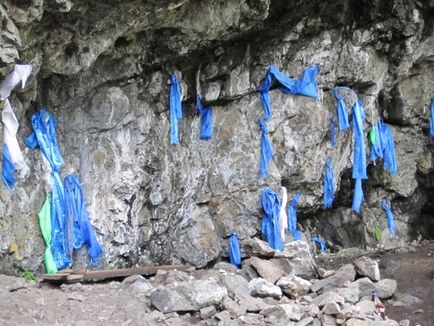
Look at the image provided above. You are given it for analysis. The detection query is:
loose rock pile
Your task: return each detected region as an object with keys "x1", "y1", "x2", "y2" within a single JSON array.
[{"x1": 0, "y1": 238, "x2": 412, "y2": 325}]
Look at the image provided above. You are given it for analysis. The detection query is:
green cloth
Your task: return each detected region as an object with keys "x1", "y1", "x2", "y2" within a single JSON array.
[
  {"x1": 38, "y1": 193, "x2": 58, "y2": 274},
  {"x1": 368, "y1": 127, "x2": 376, "y2": 145}
]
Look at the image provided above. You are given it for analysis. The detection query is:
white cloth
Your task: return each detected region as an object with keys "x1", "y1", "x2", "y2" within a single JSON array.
[
  {"x1": 279, "y1": 186, "x2": 288, "y2": 241},
  {"x1": 0, "y1": 64, "x2": 32, "y2": 170}
]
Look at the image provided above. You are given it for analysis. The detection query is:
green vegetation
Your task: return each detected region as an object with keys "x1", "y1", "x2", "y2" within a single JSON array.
[
  {"x1": 373, "y1": 224, "x2": 382, "y2": 242},
  {"x1": 20, "y1": 270, "x2": 37, "y2": 282}
]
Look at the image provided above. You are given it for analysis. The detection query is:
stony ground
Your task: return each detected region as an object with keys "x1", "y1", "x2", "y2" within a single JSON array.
[{"x1": 0, "y1": 239, "x2": 432, "y2": 326}]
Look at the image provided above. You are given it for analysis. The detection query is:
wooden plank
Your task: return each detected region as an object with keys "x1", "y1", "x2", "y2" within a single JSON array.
[{"x1": 40, "y1": 265, "x2": 195, "y2": 283}]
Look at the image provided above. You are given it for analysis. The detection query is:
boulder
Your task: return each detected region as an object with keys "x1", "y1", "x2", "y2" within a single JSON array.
[
  {"x1": 260, "y1": 303, "x2": 303, "y2": 322},
  {"x1": 150, "y1": 286, "x2": 194, "y2": 313},
  {"x1": 249, "y1": 278, "x2": 282, "y2": 299},
  {"x1": 351, "y1": 277, "x2": 397, "y2": 299},
  {"x1": 200, "y1": 306, "x2": 216, "y2": 319},
  {"x1": 221, "y1": 273, "x2": 250, "y2": 297},
  {"x1": 177, "y1": 280, "x2": 228, "y2": 309},
  {"x1": 222, "y1": 297, "x2": 247, "y2": 318},
  {"x1": 121, "y1": 274, "x2": 153, "y2": 295},
  {"x1": 322, "y1": 301, "x2": 341, "y2": 315},
  {"x1": 249, "y1": 257, "x2": 286, "y2": 284},
  {"x1": 236, "y1": 292, "x2": 270, "y2": 312},
  {"x1": 243, "y1": 238, "x2": 276, "y2": 258},
  {"x1": 278, "y1": 241, "x2": 317, "y2": 278},
  {"x1": 311, "y1": 264, "x2": 356, "y2": 293},
  {"x1": 354, "y1": 256, "x2": 381, "y2": 282},
  {"x1": 276, "y1": 275, "x2": 311, "y2": 299}
]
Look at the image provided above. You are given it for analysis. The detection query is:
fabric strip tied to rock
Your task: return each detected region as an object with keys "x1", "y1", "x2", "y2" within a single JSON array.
[
  {"x1": 38, "y1": 192, "x2": 58, "y2": 274},
  {"x1": 257, "y1": 65, "x2": 320, "y2": 120},
  {"x1": 64, "y1": 174, "x2": 102, "y2": 264},
  {"x1": 323, "y1": 158, "x2": 334, "y2": 209},
  {"x1": 287, "y1": 193, "x2": 302, "y2": 241},
  {"x1": 169, "y1": 74, "x2": 183, "y2": 144},
  {"x1": 258, "y1": 118, "x2": 273, "y2": 178},
  {"x1": 381, "y1": 199, "x2": 396, "y2": 238},
  {"x1": 261, "y1": 188, "x2": 284, "y2": 251},
  {"x1": 229, "y1": 232, "x2": 241, "y2": 268},
  {"x1": 430, "y1": 99, "x2": 434, "y2": 138},
  {"x1": 196, "y1": 96, "x2": 213, "y2": 140},
  {"x1": 333, "y1": 86, "x2": 351, "y2": 131}
]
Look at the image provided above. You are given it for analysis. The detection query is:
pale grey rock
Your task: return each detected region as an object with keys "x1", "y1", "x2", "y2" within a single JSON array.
[
  {"x1": 150, "y1": 286, "x2": 194, "y2": 313},
  {"x1": 249, "y1": 257, "x2": 285, "y2": 284},
  {"x1": 281, "y1": 241, "x2": 317, "y2": 278},
  {"x1": 322, "y1": 301, "x2": 341, "y2": 315},
  {"x1": 311, "y1": 264, "x2": 356, "y2": 293},
  {"x1": 354, "y1": 256, "x2": 381, "y2": 282},
  {"x1": 200, "y1": 306, "x2": 216, "y2": 319},
  {"x1": 320, "y1": 314, "x2": 337, "y2": 325},
  {"x1": 296, "y1": 317, "x2": 314, "y2": 326},
  {"x1": 243, "y1": 238, "x2": 275, "y2": 258},
  {"x1": 222, "y1": 297, "x2": 246, "y2": 319},
  {"x1": 121, "y1": 274, "x2": 153, "y2": 295},
  {"x1": 236, "y1": 292, "x2": 270, "y2": 312},
  {"x1": 213, "y1": 262, "x2": 238, "y2": 274},
  {"x1": 221, "y1": 273, "x2": 250, "y2": 297},
  {"x1": 375, "y1": 279, "x2": 397, "y2": 299},
  {"x1": 235, "y1": 313, "x2": 265, "y2": 325},
  {"x1": 392, "y1": 292, "x2": 422, "y2": 306},
  {"x1": 248, "y1": 278, "x2": 282, "y2": 299},
  {"x1": 260, "y1": 303, "x2": 303, "y2": 322},
  {"x1": 276, "y1": 275, "x2": 311, "y2": 299},
  {"x1": 177, "y1": 280, "x2": 228, "y2": 309}
]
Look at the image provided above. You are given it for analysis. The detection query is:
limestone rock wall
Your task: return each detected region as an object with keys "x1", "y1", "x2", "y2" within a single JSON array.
[{"x1": 0, "y1": 0, "x2": 433, "y2": 273}]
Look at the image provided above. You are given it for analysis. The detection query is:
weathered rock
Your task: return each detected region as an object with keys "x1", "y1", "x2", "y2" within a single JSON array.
[
  {"x1": 351, "y1": 277, "x2": 397, "y2": 299},
  {"x1": 337, "y1": 286, "x2": 360, "y2": 304},
  {"x1": 392, "y1": 292, "x2": 422, "y2": 306},
  {"x1": 150, "y1": 286, "x2": 194, "y2": 313},
  {"x1": 177, "y1": 280, "x2": 228, "y2": 309},
  {"x1": 322, "y1": 301, "x2": 341, "y2": 315},
  {"x1": 222, "y1": 297, "x2": 246, "y2": 319},
  {"x1": 243, "y1": 238, "x2": 275, "y2": 258},
  {"x1": 296, "y1": 317, "x2": 314, "y2": 326},
  {"x1": 236, "y1": 313, "x2": 265, "y2": 325},
  {"x1": 236, "y1": 292, "x2": 270, "y2": 312},
  {"x1": 213, "y1": 262, "x2": 238, "y2": 274},
  {"x1": 276, "y1": 275, "x2": 311, "y2": 299},
  {"x1": 354, "y1": 256, "x2": 381, "y2": 282},
  {"x1": 260, "y1": 303, "x2": 303, "y2": 322},
  {"x1": 279, "y1": 241, "x2": 317, "y2": 278},
  {"x1": 311, "y1": 264, "x2": 356, "y2": 293},
  {"x1": 221, "y1": 273, "x2": 250, "y2": 298},
  {"x1": 248, "y1": 278, "x2": 282, "y2": 299},
  {"x1": 121, "y1": 274, "x2": 153, "y2": 295},
  {"x1": 249, "y1": 257, "x2": 285, "y2": 284},
  {"x1": 200, "y1": 306, "x2": 216, "y2": 319},
  {"x1": 311, "y1": 291, "x2": 345, "y2": 308},
  {"x1": 320, "y1": 314, "x2": 337, "y2": 325}
]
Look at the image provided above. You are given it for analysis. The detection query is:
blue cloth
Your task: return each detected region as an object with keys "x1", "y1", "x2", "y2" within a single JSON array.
[
  {"x1": 287, "y1": 193, "x2": 302, "y2": 241},
  {"x1": 330, "y1": 116, "x2": 336, "y2": 147},
  {"x1": 169, "y1": 74, "x2": 182, "y2": 144},
  {"x1": 352, "y1": 178, "x2": 364, "y2": 213},
  {"x1": 430, "y1": 99, "x2": 434, "y2": 138},
  {"x1": 379, "y1": 121, "x2": 397, "y2": 175},
  {"x1": 261, "y1": 188, "x2": 284, "y2": 251},
  {"x1": 25, "y1": 111, "x2": 63, "y2": 172},
  {"x1": 381, "y1": 199, "x2": 396, "y2": 238},
  {"x1": 311, "y1": 236, "x2": 327, "y2": 252},
  {"x1": 333, "y1": 87, "x2": 351, "y2": 131},
  {"x1": 323, "y1": 158, "x2": 334, "y2": 209},
  {"x1": 2, "y1": 144, "x2": 15, "y2": 191},
  {"x1": 64, "y1": 174, "x2": 103, "y2": 264},
  {"x1": 352, "y1": 97, "x2": 367, "y2": 180},
  {"x1": 229, "y1": 232, "x2": 241, "y2": 268},
  {"x1": 258, "y1": 65, "x2": 320, "y2": 120},
  {"x1": 26, "y1": 110, "x2": 71, "y2": 270},
  {"x1": 258, "y1": 118, "x2": 273, "y2": 178},
  {"x1": 196, "y1": 96, "x2": 213, "y2": 140}
]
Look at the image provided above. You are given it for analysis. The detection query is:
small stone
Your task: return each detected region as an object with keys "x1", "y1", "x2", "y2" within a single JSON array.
[
  {"x1": 248, "y1": 278, "x2": 282, "y2": 299},
  {"x1": 320, "y1": 314, "x2": 337, "y2": 325},
  {"x1": 399, "y1": 320, "x2": 410, "y2": 326},
  {"x1": 214, "y1": 310, "x2": 231, "y2": 321},
  {"x1": 200, "y1": 306, "x2": 216, "y2": 319},
  {"x1": 354, "y1": 256, "x2": 381, "y2": 281},
  {"x1": 236, "y1": 292, "x2": 269, "y2": 312},
  {"x1": 322, "y1": 301, "x2": 341, "y2": 315},
  {"x1": 296, "y1": 316, "x2": 314, "y2": 326},
  {"x1": 213, "y1": 262, "x2": 238, "y2": 274},
  {"x1": 413, "y1": 309, "x2": 424, "y2": 314},
  {"x1": 222, "y1": 297, "x2": 246, "y2": 318},
  {"x1": 122, "y1": 274, "x2": 153, "y2": 294}
]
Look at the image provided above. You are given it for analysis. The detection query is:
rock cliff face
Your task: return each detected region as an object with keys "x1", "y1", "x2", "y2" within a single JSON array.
[{"x1": 1, "y1": 0, "x2": 433, "y2": 273}]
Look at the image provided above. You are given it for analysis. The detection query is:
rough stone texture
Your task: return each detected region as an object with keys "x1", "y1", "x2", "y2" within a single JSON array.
[
  {"x1": 0, "y1": 0, "x2": 434, "y2": 273},
  {"x1": 280, "y1": 241, "x2": 317, "y2": 278},
  {"x1": 351, "y1": 277, "x2": 397, "y2": 299},
  {"x1": 150, "y1": 286, "x2": 194, "y2": 313},
  {"x1": 248, "y1": 277, "x2": 282, "y2": 299},
  {"x1": 311, "y1": 264, "x2": 356, "y2": 293},
  {"x1": 276, "y1": 275, "x2": 311, "y2": 299},
  {"x1": 249, "y1": 257, "x2": 285, "y2": 284},
  {"x1": 354, "y1": 256, "x2": 381, "y2": 282}
]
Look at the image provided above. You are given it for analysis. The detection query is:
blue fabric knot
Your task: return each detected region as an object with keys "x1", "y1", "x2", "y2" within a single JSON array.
[
  {"x1": 169, "y1": 74, "x2": 183, "y2": 144},
  {"x1": 381, "y1": 199, "x2": 396, "y2": 238},
  {"x1": 261, "y1": 188, "x2": 284, "y2": 251},
  {"x1": 229, "y1": 232, "x2": 241, "y2": 268},
  {"x1": 323, "y1": 158, "x2": 334, "y2": 209},
  {"x1": 196, "y1": 96, "x2": 213, "y2": 140},
  {"x1": 287, "y1": 193, "x2": 302, "y2": 240},
  {"x1": 258, "y1": 118, "x2": 273, "y2": 178},
  {"x1": 311, "y1": 236, "x2": 327, "y2": 252}
]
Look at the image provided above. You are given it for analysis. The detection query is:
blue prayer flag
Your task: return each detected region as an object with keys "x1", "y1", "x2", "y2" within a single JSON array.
[
  {"x1": 1, "y1": 144, "x2": 15, "y2": 191},
  {"x1": 196, "y1": 96, "x2": 213, "y2": 140},
  {"x1": 261, "y1": 188, "x2": 284, "y2": 251},
  {"x1": 381, "y1": 199, "x2": 396, "y2": 238},
  {"x1": 169, "y1": 74, "x2": 182, "y2": 144},
  {"x1": 258, "y1": 118, "x2": 273, "y2": 178},
  {"x1": 323, "y1": 158, "x2": 334, "y2": 209},
  {"x1": 229, "y1": 232, "x2": 241, "y2": 268},
  {"x1": 287, "y1": 193, "x2": 302, "y2": 240}
]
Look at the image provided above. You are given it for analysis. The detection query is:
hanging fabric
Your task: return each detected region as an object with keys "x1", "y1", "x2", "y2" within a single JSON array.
[
  {"x1": 330, "y1": 116, "x2": 336, "y2": 147},
  {"x1": 38, "y1": 192, "x2": 58, "y2": 274},
  {"x1": 323, "y1": 158, "x2": 334, "y2": 209},
  {"x1": 369, "y1": 123, "x2": 383, "y2": 162},
  {"x1": 333, "y1": 86, "x2": 351, "y2": 131},
  {"x1": 229, "y1": 232, "x2": 241, "y2": 268},
  {"x1": 26, "y1": 110, "x2": 71, "y2": 270},
  {"x1": 287, "y1": 192, "x2": 302, "y2": 241},
  {"x1": 1, "y1": 144, "x2": 15, "y2": 191},
  {"x1": 258, "y1": 118, "x2": 273, "y2": 178},
  {"x1": 430, "y1": 99, "x2": 434, "y2": 138},
  {"x1": 311, "y1": 236, "x2": 327, "y2": 253},
  {"x1": 352, "y1": 178, "x2": 364, "y2": 213},
  {"x1": 381, "y1": 199, "x2": 396, "y2": 238},
  {"x1": 260, "y1": 188, "x2": 284, "y2": 251},
  {"x1": 0, "y1": 64, "x2": 33, "y2": 190},
  {"x1": 169, "y1": 74, "x2": 183, "y2": 144},
  {"x1": 379, "y1": 121, "x2": 397, "y2": 175},
  {"x1": 196, "y1": 96, "x2": 213, "y2": 140},
  {"x1": 64, "y1": 174, "x2": 103, "y2": 264},
  {"x1": 279, "y1": 186, "x2": 288, "y2": 241},
  {"x1": 257, "y1": 65, "x2": 320, "y2": 120}
]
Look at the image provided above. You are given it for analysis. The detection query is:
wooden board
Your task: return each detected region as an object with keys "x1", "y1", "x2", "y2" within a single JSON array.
[{"x1": 40, "y1": 265, "x2": 195, "y2": 283}]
